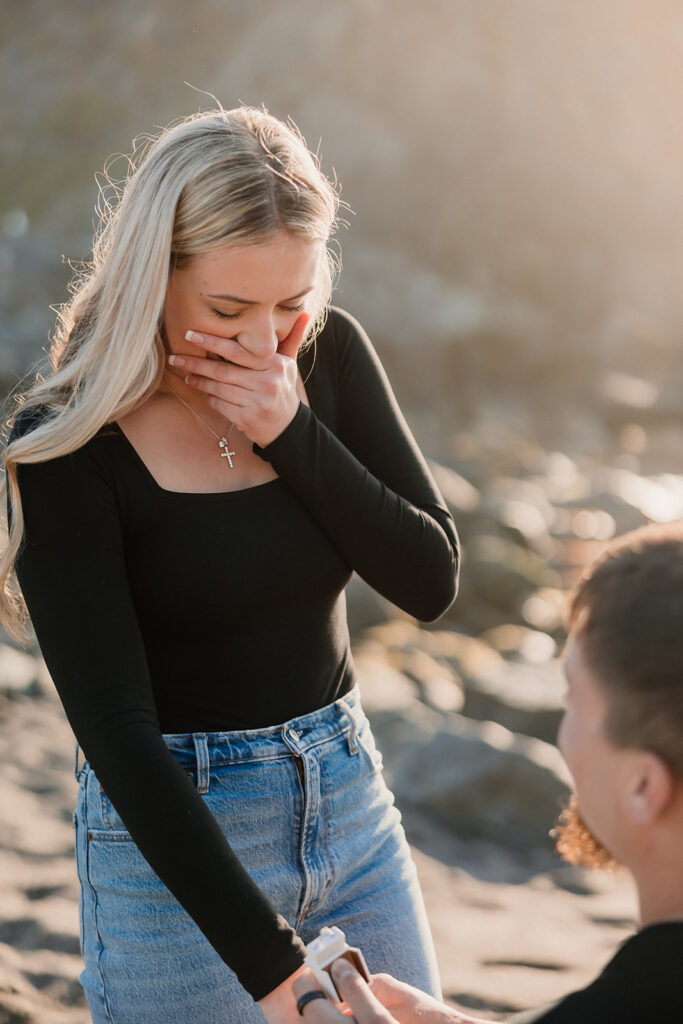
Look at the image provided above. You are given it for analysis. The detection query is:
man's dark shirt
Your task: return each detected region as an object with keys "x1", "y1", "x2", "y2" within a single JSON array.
[{"x1": 510, "y1": 921, "x2": 683, "y2": 1022}]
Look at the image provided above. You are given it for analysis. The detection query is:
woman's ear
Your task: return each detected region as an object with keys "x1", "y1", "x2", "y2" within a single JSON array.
[{"x1": 625, "y1": 751, "x2": 676, "y2": 825}]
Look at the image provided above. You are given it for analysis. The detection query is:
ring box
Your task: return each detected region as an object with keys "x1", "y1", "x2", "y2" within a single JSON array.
[{"x1": 304, "y1": 926, "x2": 371, "y2": 1001}]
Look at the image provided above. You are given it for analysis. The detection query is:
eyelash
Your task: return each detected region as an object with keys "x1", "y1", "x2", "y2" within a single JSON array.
[{"x1": 210, "y1": 302, "x2": 306, "y2": 320}]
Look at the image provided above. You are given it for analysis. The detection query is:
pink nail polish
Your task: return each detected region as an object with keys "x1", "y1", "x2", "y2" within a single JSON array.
[{"x1": 185, "y1": 330, "x2": 204, "y2": 343}]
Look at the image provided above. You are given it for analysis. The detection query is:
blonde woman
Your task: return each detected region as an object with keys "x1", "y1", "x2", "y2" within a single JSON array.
[{"x1": 2, "y1": 107, "x2": 459, "y2": 1024}]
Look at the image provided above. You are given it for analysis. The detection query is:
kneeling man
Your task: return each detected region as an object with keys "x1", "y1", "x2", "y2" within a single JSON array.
[{"x1": 294, "y1": 522, "x2": 683, "y2": 1022}]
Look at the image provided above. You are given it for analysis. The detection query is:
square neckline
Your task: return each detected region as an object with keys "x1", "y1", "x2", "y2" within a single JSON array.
[
  {"x1": 109, "y1": 420, "x2": 284, "y2": 499},
  {"x1": 106, "y1": 338, "x2": 318, "y2": 498}
]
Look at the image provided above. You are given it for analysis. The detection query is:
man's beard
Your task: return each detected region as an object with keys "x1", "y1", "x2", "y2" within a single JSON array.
[{"x1": 552, "y1": 795, "x2": 622, "y2": 872}]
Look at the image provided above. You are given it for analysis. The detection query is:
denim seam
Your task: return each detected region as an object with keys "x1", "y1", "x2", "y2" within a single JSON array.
[
  {"x1": 320, "y1": 756, "x2": 332, "y2": 902},
  {"x1": 312, "y1": 754, "x2": 327, "y2": 913},
  {"x1": 99, "y1": 789, "x2": 113, "y2": 829},
  {"x1": 294, "y1": 753, "x2": 315, "y2": 932},
  {"x1": 82, "y1": 775, "x2": 116, "y2": 1024},
  {"x1": 73, "y1": 813, "x2": 86, "y2": 958}
]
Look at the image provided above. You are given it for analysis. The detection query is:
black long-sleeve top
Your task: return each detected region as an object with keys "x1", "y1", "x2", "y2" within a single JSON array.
[{"x1": 10, "y1": 307, "x2": 459, "y2": 1000}]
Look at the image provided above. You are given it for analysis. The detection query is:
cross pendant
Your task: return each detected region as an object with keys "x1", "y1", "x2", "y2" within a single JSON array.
[{"x1": 218, "y1": 437, "x2": 236, "y2": 469}]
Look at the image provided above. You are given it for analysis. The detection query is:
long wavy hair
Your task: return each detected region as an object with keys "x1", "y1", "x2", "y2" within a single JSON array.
[{"x1": 0, "y1": 105, "x2": 341, "y2": 640}]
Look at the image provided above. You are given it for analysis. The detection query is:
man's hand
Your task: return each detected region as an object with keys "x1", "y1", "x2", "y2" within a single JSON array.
[
  {"x1": 368, "y1": 973, "x2": 492, "y2": 1024},
  {"x1": 292, "y1": 961, "x2": 495, "y2": 1024}
]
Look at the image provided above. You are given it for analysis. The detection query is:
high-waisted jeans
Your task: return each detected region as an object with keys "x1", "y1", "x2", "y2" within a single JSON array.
[{"x1": 73, "y1": 686, "x2": 441, "y2": 1022}]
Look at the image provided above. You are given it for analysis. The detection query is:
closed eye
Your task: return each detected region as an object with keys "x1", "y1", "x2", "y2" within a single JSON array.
[
  {"x1": 210, "y1": 302, "x2": 306, "y2": 320},
  {"x1": 211, "y1": 308, "x2": 240, "y2": 320}
]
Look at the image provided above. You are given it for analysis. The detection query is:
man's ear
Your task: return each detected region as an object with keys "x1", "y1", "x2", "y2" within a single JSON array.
[{"x1": 625, "y1": 751, "x2": 676, "y2": 825}]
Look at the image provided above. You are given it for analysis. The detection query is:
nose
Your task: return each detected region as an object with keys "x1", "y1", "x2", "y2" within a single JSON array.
[{"x1": 236, "y1": 319, "x2": 279, "y2": 360}]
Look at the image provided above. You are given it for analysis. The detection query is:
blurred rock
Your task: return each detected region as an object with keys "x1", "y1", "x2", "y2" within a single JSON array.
[
  {"x1": 429, "y1": 461, "x2": 481, "y2": 515},
  {"x1": 570, "y1": 482, "x2": 650, "y2": 537},
  {"x1": 529, "y1": 453, "x2": 592, "y2": 506},
  {"x1": 643, "y1": 423, "x2": 683, "y2": 473},
  {"x1": 364, "y1": 623, "x2": 507, "y2": 682},
  {"x1": 466, "y1": 534, "x2": 563, "y2": 618},
  {"x1": 566, "y1": 508, "x2": 616, "y2": 542},
  {"x1": 355, "y1": 636, "x2": 464, "y2": 714},
  {"x1": 482, "y1": 624, "x2": 557, "y2": 663},
  {"x1": 483, "y1": 478, "x2": 557, "y2": 557},
  {"x1": 605, "y1": 467, "x2": 683, "y2": 524},
  {"x1": 358, "y1": 644, "x2": 570, "y2": 848},
  {"x1": 521, "y1": 589, "x2": 567, "y2": 634},
  {"x1": 459, "y1": 658, "x2": 566, "y2": 745},
  {"x1": 0, "y1": 644, "x2": 42, "y2": 699},
  {"x1": 360, "y1": 619, "x2": 423, "y2": 649},
  {"x1": 428, "y1": 630, "x2": 507, "y2": 680},
  {"x1": 387, "y1": 647, "x2": 464, "y2": 713},
  {"x1": 354, "y1": 649, "x2": 417, "y2": 714},
  {"x1": 384, "y1": 707, "x2": 571, "y2": 849},
  {"x1": 360, "y1": 620, "x2": 563, "y2": 742}
]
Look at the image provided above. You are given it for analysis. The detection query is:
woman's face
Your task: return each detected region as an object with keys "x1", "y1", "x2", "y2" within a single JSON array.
[{"x1": 162, "y1": 230, "x2": 321, "y2": 363}]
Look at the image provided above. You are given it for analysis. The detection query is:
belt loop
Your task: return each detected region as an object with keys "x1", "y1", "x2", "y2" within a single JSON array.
[
  {"x1": 73, "y1": 741, "x2": 82, "y2": 781},
  {"x1": 336, "y1": 699, "x2": 358, "y2": 756},
  {"x1": 192, "y1": 733, "x2": 210, "y2": 794}
]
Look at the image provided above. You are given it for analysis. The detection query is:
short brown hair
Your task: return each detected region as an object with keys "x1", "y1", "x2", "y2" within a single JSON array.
[{"x1": 568, "y1": 522, "x2": 683, "y2": 777}]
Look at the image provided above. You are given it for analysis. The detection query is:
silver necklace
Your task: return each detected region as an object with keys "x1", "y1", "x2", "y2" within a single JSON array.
[{"x1": 166, "y1": 383, "x2": 237, "y2": 469}]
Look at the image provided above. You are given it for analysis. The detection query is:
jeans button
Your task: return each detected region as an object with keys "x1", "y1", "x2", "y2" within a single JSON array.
[{"x1": 289, "y1": 728, "x2": 300, "y2": 742}]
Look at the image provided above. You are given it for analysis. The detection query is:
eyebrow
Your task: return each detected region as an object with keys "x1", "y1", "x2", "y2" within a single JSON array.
[{"x1": 202, "y1": 286, "x2": 314, "y2": 304}]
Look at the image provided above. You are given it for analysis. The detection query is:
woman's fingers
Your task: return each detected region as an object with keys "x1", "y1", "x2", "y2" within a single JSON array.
[
  {"x1": 186, "y1": 381, "x2": 250, "y2": 409},
  {"x1": 169, "y1": 315, "x2": 307, "y2": 446},
  {"x1": 291, "y1": 973, "x2": 351, "y2": 1022},
  {"x1": 182, "y1": 309, "x2": 309, "y2": 369},
  {"x1": 277, "y1": 311, "x2": 310, "y2": 360},
  {"x1": 168, "y1": 353, "x2": 257, "y2": 390},
  {"x1": 183, "y1": 331, "x2": 271, "y2": 370}
]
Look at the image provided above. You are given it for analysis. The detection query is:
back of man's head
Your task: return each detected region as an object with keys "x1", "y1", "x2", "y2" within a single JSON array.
[{"x1": 568, "y1": 521, "x2": 683, "y2": 779}]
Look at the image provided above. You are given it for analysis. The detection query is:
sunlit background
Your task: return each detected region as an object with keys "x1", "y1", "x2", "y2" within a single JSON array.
[{"x1": 0, "y1": 2, "x2": 682, "y2": 1020}]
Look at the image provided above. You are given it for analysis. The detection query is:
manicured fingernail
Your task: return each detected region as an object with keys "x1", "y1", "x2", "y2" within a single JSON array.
[
  {"x1": 168, "y1": 354, "x2": 185, "y2": 367},
  {"x1": 185, "y1": 330, "x2": 204, "y2": 343},
  {"x1": 185, "y1": 375, "x2": 197, "y2": 385}
]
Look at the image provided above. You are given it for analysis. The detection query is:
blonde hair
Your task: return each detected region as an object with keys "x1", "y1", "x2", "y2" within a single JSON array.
[{"x1": 0, "y1": 105, "x2": 341, "y2": 640}]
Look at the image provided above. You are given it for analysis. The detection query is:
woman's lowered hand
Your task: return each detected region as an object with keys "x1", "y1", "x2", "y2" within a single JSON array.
[
  {"x1": 258, "y1": 964, "x2": 316, "y2": 1024},
  {"x1": 292, "y1": 961, "x2": 391, "y2": 1022}
]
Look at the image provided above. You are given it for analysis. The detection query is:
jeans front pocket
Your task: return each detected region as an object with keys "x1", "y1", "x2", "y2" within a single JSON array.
[
  {"x1": 80, "y1": 766, "x2": 133, "y2": 840},
  {"x1": 98, "y1": 789, "x2": 131, "y2": 834}
]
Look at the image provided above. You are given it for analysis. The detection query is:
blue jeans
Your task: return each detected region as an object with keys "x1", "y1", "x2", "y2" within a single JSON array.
[{"x1": 73, "y1": 687, "x2": 441, "y2": 1022}]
